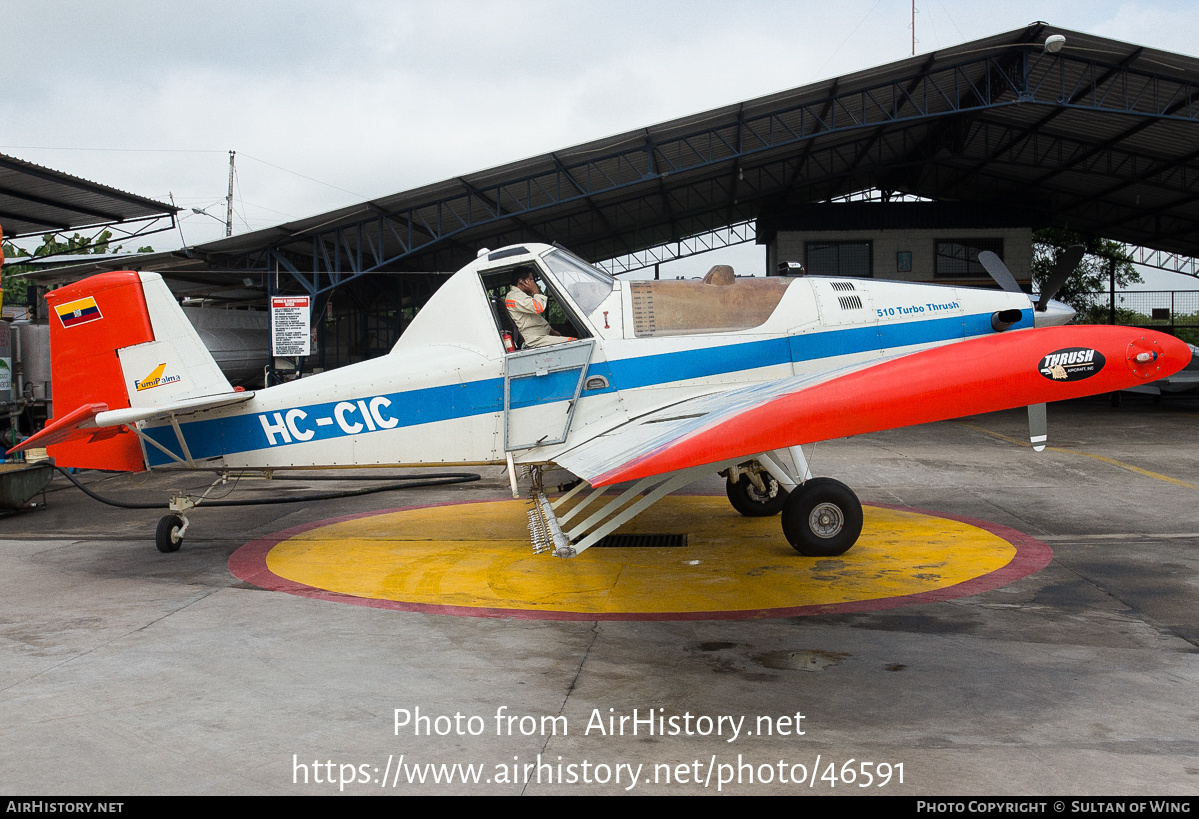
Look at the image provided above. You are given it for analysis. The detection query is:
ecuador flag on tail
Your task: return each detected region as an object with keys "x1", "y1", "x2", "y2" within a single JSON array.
[{"x1": 54, "y1": 296, "x2": 103, "y2": 328}]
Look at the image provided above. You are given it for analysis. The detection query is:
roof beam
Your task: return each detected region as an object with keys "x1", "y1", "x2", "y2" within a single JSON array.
[
  {"x1": 958, "y1": 46, "x2": 1146, "y2": 183},
  {"x1": 1003, "y1": 89, "x2": 1198, "y2": 200},
  {"x1": 549, "y1": 152, "x2": 636, "y2": 257},
  {"x1": 1056, "y1": 143, "x2": 1199, "y2": 215},
  {"x1": 830, "y1": 54, "x2": 939, "y2": 200},
  {"x1": 782, "y1": 77, "x2": 839, "y2": 200},
  {"x1": 455, "y1": 175, "x2": 553, "y2": 245}
]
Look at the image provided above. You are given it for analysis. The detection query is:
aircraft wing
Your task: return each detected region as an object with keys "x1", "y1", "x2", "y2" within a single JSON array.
[
  {"x1": 555, "y1": 325, "x2": 1192, "y2": 487},
  {"x1": 8, "y1": 391, "x2": 255, "y2": 455}
]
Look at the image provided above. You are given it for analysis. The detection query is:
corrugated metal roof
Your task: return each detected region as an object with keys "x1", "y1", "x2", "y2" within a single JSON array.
[{"x1": 0, "y1": 153, "x2": 177, "y2": 239}]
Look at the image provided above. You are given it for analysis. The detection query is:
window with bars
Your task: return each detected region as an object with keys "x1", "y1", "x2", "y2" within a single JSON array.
[
  {"x1": 805, "y1": 241, "x2": 872, "y2": 277},
  {"x1": 935, "y1": 239, "x2": 1004, "y2": 277}
]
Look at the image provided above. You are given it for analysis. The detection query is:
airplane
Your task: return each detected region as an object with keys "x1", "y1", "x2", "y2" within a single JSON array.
[{"x1": 10, "y1": 242, "x2": 1192, "y2": 558}]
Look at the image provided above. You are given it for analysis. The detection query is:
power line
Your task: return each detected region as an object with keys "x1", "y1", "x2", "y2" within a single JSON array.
[
  {"x1": 0, "y1": 145, "x2": 224, "y2": 154},
  {"x1": 238, "y1": 152, "x2": 367, "y2": 199},
  {"x1": 812, "y1": 0, "x2": 885, "y2": 79},
  {"x1": 0, "y1": 145, "x2": 365, "y2": 201}
]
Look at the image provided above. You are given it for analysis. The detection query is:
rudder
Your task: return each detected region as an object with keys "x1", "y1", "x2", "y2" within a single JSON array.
[{"x1": 41, "y1": 271, "x2": 232, "y2": 471}]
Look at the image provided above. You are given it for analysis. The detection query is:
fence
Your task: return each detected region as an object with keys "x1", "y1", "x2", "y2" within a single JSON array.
[{"x1": 1077, "y1": 291, "x2": 1199, "y2": 344}]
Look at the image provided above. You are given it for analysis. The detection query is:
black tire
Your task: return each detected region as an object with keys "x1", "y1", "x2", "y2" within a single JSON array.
[
  {"x1": 726, "y1": 472, "x2": 789, "y2": 517},
  {"x1": 156, "y1": 514, "x2": 184, "y2": 553},
  {"x1": 781, "y1": 478, "x2": 862, "y2": 557}
]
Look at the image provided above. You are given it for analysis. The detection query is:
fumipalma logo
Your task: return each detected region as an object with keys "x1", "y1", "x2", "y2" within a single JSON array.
[
  {"x1": 1039, "y1": 347, "x2": 1105, "y2": 382},
  {"x1": 135, "y1": 363, "x2": 181, "y2": 391}
]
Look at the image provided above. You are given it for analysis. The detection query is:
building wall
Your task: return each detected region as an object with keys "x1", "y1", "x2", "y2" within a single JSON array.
[{"x1": 767, "y1": 226, "x2": 1032, "y2": 286}]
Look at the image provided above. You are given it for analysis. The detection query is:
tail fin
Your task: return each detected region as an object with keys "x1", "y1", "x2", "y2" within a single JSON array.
[{"x1": 43, "y1": 271, "x2": 232, "y2": 471}]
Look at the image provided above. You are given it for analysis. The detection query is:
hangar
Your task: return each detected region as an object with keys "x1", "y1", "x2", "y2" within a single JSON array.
[{"x1": 18, "y1": 21, "x2": 1199, "y2": 378}]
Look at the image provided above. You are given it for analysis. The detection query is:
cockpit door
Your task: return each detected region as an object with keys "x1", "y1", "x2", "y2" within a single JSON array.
[{"x1": 503, "y1": 339, "x2": 595, "y2": 451}]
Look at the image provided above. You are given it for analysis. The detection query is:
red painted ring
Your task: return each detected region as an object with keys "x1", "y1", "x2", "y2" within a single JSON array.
[{"x1": 228, "y1": 497, "x2": 1051, "y2": 621}]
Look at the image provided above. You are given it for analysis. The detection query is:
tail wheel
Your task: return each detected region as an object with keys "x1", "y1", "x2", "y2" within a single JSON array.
[
  {"x1": 156, "y1": 514, "x2": 184, "y2": 553},
  {"x1": 781, "y1": 478, "x2": 862, "y2": 556},
  {"x1": 725, "y1": 472, "x2": 789, "y2": 517}
]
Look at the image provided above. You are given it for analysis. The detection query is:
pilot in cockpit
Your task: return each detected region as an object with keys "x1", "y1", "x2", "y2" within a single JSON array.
[{"x1": 504, "y1": 266, "x2": 573, "y2": 348}]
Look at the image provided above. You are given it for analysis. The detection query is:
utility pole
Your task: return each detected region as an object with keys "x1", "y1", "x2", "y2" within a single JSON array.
[
  {"x1": 911, "y1": 1, "x2": 916, "y2": 56},
  {"x1": 225, "y1": 150, "x2": 236, "y2": 237}
]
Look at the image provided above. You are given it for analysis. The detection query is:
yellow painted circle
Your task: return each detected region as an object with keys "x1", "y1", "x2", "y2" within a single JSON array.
[{"x1": 239, "y1": 496, "x2": 1036, "y2": 619}]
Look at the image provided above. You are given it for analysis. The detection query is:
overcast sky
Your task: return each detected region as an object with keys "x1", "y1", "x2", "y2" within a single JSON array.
[{"x1": 5, "y1": 1, "x2": 1199, "y2": 286}]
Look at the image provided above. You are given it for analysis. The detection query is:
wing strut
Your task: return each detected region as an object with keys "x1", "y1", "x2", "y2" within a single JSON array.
[{"x1": 126, "y1": 414, "x2": 197, "y2": 469}]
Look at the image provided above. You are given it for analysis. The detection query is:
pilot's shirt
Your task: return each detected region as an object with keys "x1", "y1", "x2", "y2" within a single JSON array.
[{"x1": 505, "y1": 287, "x2": 568, "y2": 348}]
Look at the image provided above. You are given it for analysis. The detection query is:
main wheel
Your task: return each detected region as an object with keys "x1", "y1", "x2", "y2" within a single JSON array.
[
  {"x1": 781, "y1": 478, "x2": 862, "y2": 557},
  {"x1": 156, "y1": 514, "x2": 184, "y2": 553},
  {"x1": 726, "y1": 472, "x2": 789, "y2": 517}
]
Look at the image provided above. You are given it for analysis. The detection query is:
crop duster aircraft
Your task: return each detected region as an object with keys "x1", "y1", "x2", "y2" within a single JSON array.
[{"x1": 12, "y1": 243, "x2": 1191, "y2": 556}]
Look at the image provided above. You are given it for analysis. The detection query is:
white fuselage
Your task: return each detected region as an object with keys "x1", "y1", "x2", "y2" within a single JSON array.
[{"x1": 139, "y1": 244, "x2": 1054, "y2": 471}]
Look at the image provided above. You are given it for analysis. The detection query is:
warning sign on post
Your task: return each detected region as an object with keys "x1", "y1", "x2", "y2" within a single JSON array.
[{"x1": 271, "y1": 296, "x2": 311, "y2": 357}]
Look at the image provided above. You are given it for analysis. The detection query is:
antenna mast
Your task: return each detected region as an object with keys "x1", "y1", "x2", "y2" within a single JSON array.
[
  {"x1": 911, "y1": 1, "x2": 916, "y2": 55},
  {"x1": 225, "y1": 150, "x2": 236, "y2": 237}
]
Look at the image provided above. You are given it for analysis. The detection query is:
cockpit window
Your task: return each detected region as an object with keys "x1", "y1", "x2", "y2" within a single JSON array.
[
  {"x1": 540, "y1": 250, "x2": 614, "y2": 316},
  {"x1": 479, "y1": 265, "x2": 589, "y2": 352}
]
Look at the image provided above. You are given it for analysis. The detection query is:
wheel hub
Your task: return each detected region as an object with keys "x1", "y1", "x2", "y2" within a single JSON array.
[
  {"x1": 748, "y1": 477, "x2": 778, "y2": 503},
  {"x1": 808, "y1": 502, "x2": 844, "y2": 538}
]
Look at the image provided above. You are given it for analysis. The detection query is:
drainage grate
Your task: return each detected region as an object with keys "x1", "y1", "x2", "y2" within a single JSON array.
[{"x1": 594, "y1": 533, "x2": 688, "y2": 548}]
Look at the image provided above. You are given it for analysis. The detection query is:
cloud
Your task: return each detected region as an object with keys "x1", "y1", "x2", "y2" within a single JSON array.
[{"x1": 5, "y1": 0, "x2": 1199, "y2": 255}]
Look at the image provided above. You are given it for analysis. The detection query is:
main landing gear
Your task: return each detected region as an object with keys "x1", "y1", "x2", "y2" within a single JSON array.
[
  {"x1": 725, "y1": 471, "x2": 789, "y2": 517},
  {"x1": 780, "y1": 477, "x2": 862, "y2": 557},
  {"x1": 724, "y1": 460, "x2": 863, "y2": 557}
]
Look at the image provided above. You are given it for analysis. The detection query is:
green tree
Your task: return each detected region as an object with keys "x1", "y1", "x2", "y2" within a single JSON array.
[
  {"x1": 1031, "y1": 228, "x2": 1141, "y2": 322},
  {"x1": 1, "y1": 231, "x2": 153, "y2": 307}
]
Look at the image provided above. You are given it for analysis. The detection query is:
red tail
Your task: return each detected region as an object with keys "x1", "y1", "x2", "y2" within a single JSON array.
[{"x1": 43, "y1": 272, "x2": 152, "y2": 471}]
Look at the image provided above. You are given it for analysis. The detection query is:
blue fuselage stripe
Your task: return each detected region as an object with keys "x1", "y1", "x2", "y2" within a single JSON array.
[{"x1": 143, "y1": 310, "x2": 1030, "y2": 466}]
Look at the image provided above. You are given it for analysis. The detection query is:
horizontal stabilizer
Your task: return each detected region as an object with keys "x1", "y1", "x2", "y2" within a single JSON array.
[
  {"x1": 8, "y1": 392, "x2": 255, "y2": 458},
  {"x1": 94, "y1": 391, "x2": 255, "y2": 428},
  {"x1": 8, "y1": 403, "x2": 108, "y2": 454}
]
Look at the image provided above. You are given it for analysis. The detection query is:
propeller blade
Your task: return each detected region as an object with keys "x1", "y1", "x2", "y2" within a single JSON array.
[
  {"x1": 1036, "y1": 244, "x2": 1085, "y2": 311},
  {"x1": 978, "y1": 251, "x2": 1022, "y2": 294}
]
